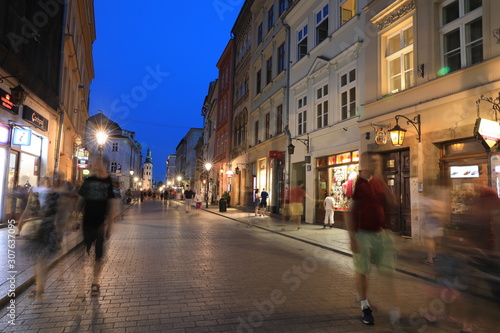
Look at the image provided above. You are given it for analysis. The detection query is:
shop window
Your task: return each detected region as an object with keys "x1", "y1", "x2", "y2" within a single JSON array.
[
  {"x1": 440, "y1": 0, "x2": 482, "y2": 75},
  {"x1": 386, "y1": 24, "x2": 414, "y2": 94},
  {"x1": 340, "y1": 0, "x2": 356, "y2": 26},
  {"x1": 316, "y1": 4, "x2": 329, "y2": 46}
]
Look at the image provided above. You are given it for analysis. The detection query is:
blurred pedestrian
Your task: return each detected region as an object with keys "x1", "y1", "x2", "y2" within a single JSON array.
[
  {"x1": 77, "y1": 156, "x2": 116, "y2": 296},
  {"x1": 254, "y1": 189, "x2": 261, "y2": 216},
  {"x1": 184, "y1": 185, "x2": 194, "y2": 213},
  {"x1": 19, "y1": 175, "x2": 58, "y2": 300},
  {"x1": 289, "y1": 180, "x2": 306, "y2": 230},
  {"x1": 259, "y1": 188, "x2": 269, "y2": 216},
  {"x1": 348, "y1": 152, "x2": 399, "y2": 326},
  {"x1": 323, "y1": 193, "x2": 335, "y2": 228},
  {"x1": 420, "y1": 186, "x2": 449, "y2": 265},
  {"x1": 53, "y1": 172, "x2": 77, "y2": 247},
  {"x1": 194, "y1": 190, "x2": 203, "y2": 213}
]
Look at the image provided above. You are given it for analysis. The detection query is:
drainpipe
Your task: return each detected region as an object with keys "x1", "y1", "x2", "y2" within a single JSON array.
[
  {"x1": 54, "y1": 2, "x2": 69, "y2": 175},
  {"x1": 282, "y1": 18, "x2": 292, "y2": 203}
]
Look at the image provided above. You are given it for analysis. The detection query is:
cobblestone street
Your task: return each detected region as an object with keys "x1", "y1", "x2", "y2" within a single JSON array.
[{"x1": 0, "y1": 200, "x2": 496, "y2": 332}]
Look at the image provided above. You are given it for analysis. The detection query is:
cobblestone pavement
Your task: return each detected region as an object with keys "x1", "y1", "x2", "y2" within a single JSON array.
[{"x1": 0, "y1": 200, "x2": 496, "y2": 332}]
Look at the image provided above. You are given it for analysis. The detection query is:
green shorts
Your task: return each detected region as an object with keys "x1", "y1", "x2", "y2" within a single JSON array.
[{"x1": 352, "y1": 230, "x2": 395, "y2": 275}]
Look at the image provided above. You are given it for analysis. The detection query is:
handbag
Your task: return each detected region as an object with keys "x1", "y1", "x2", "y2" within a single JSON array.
[{"x1": 19, "y1": 217, "x2": 44, "y2": 240}]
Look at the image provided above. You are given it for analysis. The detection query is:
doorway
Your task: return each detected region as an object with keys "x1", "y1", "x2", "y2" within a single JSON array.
[{"x1": 381, "y1": 149, "x2": 411, "y2": 237}]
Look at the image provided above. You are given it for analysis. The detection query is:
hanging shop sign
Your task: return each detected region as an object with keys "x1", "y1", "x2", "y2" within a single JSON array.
[
  {"x1": 22, "y1": 106, "x2": 48, "y2": 132},
  {"x1": 0, "y1": 88, "x2": 18, "y2": 114},
  {"x1": 474, "y1": 118, "x2": 500, "y2": 151},
  {"x1": 269, "y1": 151, "x2": 283, "y2": 159},
  {"x1": 12, "y1": 128, "x2": 32, "y2": 146},
  {"x1": 0, "y1": 123, "x2": 9, "y2": 144}
]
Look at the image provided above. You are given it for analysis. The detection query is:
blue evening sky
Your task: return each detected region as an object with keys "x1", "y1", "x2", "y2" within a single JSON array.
[{"x1": 90, "y1": 1, "x2": 244, "y2": 182}]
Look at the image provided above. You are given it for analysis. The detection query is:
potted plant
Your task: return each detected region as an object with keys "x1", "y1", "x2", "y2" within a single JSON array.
[{"x1": 222, "y1": 191, "x2": 231, "y2": 207}]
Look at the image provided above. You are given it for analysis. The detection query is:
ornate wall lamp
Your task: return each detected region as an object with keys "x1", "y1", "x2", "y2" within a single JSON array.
[
  {"x1": 388, "y1": 115, "x2": 421, "y2": 146},
  {"x1": 287, "y1": 135, "x2": 310, "y2": 155},
  {"x1": 234, "y1": 163, "x2": 249, "y2": 175},
  {"x1": 0, "y1": 75, "x2": 26, "y2": 106}
]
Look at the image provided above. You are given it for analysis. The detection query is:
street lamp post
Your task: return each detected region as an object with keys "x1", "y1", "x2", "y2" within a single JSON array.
[
  {"x1": 204, "y1": 163, "x2": 212, "y2": 208},
  {"x1": 129, "y1": 170, "x2": 134, "y2": 189},
  {"x1": 96, "y1": 131, "x2": 108, "y2": 156}
]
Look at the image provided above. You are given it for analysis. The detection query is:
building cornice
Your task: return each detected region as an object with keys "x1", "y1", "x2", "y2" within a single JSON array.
[{"x1": 370, "y1": 0, "x2": 416, "y2": 31}]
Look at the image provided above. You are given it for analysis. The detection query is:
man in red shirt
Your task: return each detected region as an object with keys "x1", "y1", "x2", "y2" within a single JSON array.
[
  {"x1": 289, "y1": 180, "x2": 306, "y2": 230},
  {"x1": 348, "y1": 152, "x2": 398, "y2": 326}
]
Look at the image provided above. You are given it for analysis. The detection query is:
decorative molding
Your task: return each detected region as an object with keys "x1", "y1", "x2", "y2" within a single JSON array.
[{"x1": 376, "y1": 0, "x2": 415, "y2": 30}]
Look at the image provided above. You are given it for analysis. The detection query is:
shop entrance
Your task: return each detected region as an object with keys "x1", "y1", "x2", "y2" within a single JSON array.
[{"x1": 381, "y1": 149, "x2": 411, "y2": 237}]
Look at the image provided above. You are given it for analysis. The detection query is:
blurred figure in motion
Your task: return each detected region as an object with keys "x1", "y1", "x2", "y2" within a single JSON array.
[
  {"x1": 53, "y1": 172, "x2": 77, "y2": 248},
  {"x1": 289, "y1": 181, "x2": 306, "y2": 230},
  {"x1": 194, "y1": 190, "x2": 203, "y2": 213},
  {"x1": 254, "y1": 188, "x2": 260, "y2": 216},
  {"x1": 18, "y1": 176, "x2": 58, "y2": 300},
  {"x1": 420, "y1": 185, "x2": 449, "y2": 265},
  {"x1": 348, "y1": 152, "x2": 399, "y2": 326},
  {"x1": 77, "y1": 156, "x2": 116, "y2": 296}
]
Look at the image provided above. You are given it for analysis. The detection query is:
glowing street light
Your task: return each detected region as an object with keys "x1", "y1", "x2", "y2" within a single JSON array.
[
  {"x1": 204, "y1": 163, "x2": 212, "y2": 208},
  {"x1": 96, "y1": 131, "x2": 108, "y2": 156}
]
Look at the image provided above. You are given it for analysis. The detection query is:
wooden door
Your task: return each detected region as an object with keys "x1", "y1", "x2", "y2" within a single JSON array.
[{"x1": 382, "y1": 150, "x2": 411, "y2": 237}]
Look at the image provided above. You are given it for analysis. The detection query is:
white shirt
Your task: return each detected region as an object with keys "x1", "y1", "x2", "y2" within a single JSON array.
[{"x1": 324, "y1": 196, "x2": 335, "y2": 210}]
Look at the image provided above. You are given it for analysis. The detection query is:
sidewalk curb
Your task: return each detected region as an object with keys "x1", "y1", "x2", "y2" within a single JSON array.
[{"x1": 0, "y1": 202, "x2": 136, "y2": 309}]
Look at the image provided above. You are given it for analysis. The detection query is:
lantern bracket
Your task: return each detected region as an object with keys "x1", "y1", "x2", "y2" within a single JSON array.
[{"x1": 394, "y1": 115, "x2": 421, "y2": 143}]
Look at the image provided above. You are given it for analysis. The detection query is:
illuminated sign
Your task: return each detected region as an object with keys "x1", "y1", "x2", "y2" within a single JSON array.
[
  {"x1": 12, "y1": 128, "x2": 32, "y2": 146},
  {"x1": 0, "y1": 88, "x2": 18, "y2": 114},
  {"x1": 0, "y1": 124, "x2": 9, "y2": 144},
  {"x1": 82, "y1": 169, "x2": 90, "y2": 175},
  {"x1": 22, "y1": 106, "x2": 48, "y2": 131},
  {"x1": 450, "y1": 165, "x2": 479, "y2": 178},
  {"x1": 474, "y1": 118, "x2": 500, "y2": 151}
]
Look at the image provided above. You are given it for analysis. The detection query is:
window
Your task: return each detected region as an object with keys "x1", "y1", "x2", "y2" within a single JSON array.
[
  {"x1": 265, "y1": 113, "x2": 270, "y2": 140},
  {"x1": 297, "y1": 25, "x2": 308, "y2": 61},
  {"x1": 340, "y1": 0, "x2": 356, "y2": 26},
  {"x1": 316, "y1": 4, "x2": 329, "y2": 46},
  {"x1": 257, "y1": 23, "x2": 263, "y2": 44},
  {"x1": 266, "y1": 57, "x2": 273, "y2": 85},
  {"x1": 297, "y1": 95, "x2": 307, "y2": 135},
  {"x1": 278, "y1": 43, "x2": 286, "y2": 73},
  {"x1": 386, "y1": 25, "x2": 414, "y2": 93},
  {"x1": 279, "y1": 0, "x2": 287, "y2": 16},
  {"x1": 276, "y1": 104, "x2": 283, "y2": 134},
  {"x1": 298, "y1": 110, "x2": 307, "y2": 135},
  {"x1": 267, "y1": 6, "x2": 274, "y2": 31},
  {"x1": 112, "y1": 142, "x2": 118, "y2": 152},
  {"x1": 111, "y1": 162, "x2": 117, "y2": 173},
  {"x1": 440, "y1": 0, "x2": 482, "y2": 74},
  {"x1": 339, "y1": 68, "x2": 356, "y2": 120},
  {"x1": 234, "y1": 110, "x2": 247, "y2": 148},
  {"x1": 256, "y1": 70, "x2": 262, "y2": 94},
  {"x1": 254, "y1": 120, "x2": 259, "y2": 145},
  {"x1": 316, "y1": 84, "x2": 329, "y2": 129}
]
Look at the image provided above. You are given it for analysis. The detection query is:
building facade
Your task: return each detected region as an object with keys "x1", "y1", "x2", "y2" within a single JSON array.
[
  {"x1": 1, "y1": 1, "x2": 95, "y2": 224},
  {"x1": 85, "y1": 112, "x2": 142, "y2": 190}
]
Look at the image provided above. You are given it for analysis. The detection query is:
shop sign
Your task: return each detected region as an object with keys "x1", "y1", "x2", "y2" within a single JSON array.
[
  {"x1": 269, "y1": 151, "x2": 283, "y2": 159},
  {"x1": 226, "y1": 170, "x2": 234, "y2": 178},
  {"x1": 22, "y1": 106, "x2": 48, "y2": 132},
  {"x1": 77, "y1": 159, "x2": 88, "y2": 169},
  {"x1": 0, "y1": 88, "x2": 18, "y2": 114},
  {"x1": 0, "y1": 123, "x2": 9, "y2": 144},
  {"x1": 474, "y1": 118, "x2": 500, "y2": 151},
  {"x1": 336, "y1": 152, "x2": 352, "y2": 164},
  {"x1": 450, "y1": 165, "x2": 479, "y2": 178},
  {"x1": 12, "y1": 128, "x2": 32, "y2": 146},
  {"x1": 76, "y1": 148, "x2": 89, "y2": 159},
  {"x1": 82, "y1": 169, "x2": 90, "y2": 175}
]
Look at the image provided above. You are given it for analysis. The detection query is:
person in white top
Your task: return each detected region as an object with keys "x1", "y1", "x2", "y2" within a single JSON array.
[
  {"x1": 194, "y1": 190, "x2": 203, "y2": 213},
  {"x1": 323, "y1": 193, "x2": 335, "y2": 228}
]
